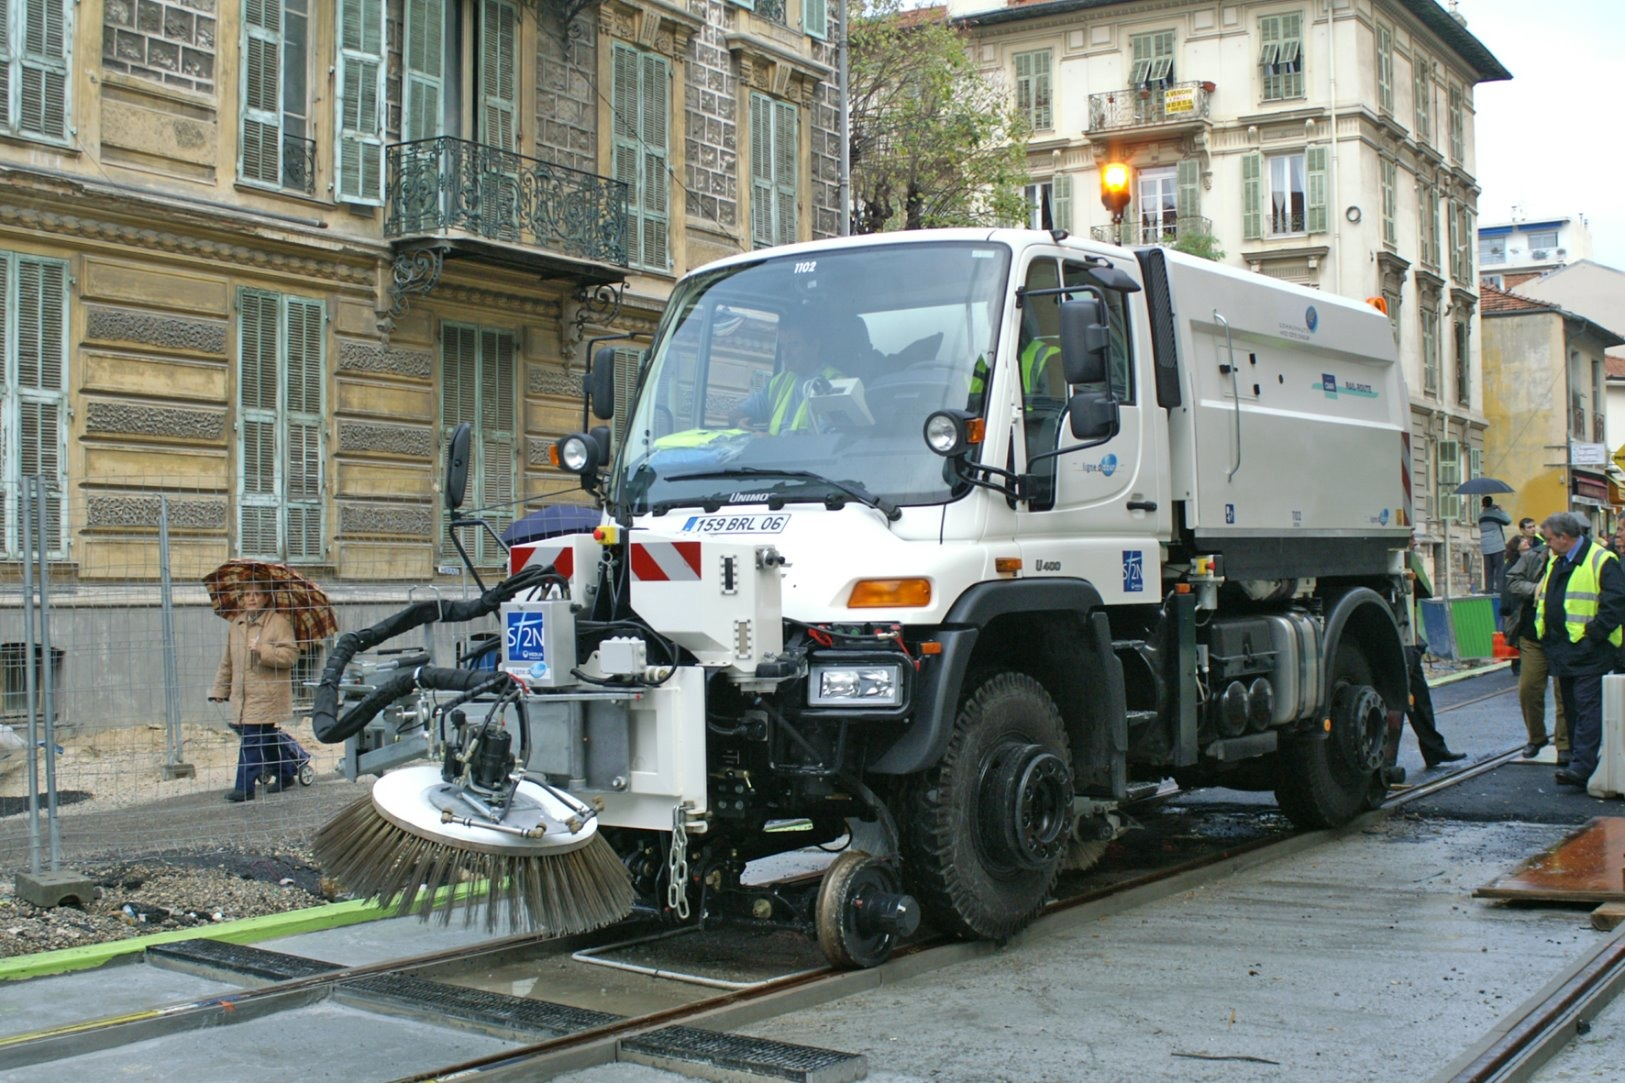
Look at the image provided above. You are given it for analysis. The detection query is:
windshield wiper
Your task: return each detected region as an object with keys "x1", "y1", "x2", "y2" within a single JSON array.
[{"x1": 664, "y1": 468, "x2": 902, "y2": 522}]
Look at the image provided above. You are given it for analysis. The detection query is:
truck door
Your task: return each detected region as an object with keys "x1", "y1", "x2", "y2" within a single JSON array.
[{"x1": 1015, "y1": 253, "x2": 1166, "y2": 599}]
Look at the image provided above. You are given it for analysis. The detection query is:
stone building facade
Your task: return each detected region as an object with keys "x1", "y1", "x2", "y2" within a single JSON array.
[
  {"x1": 948, "y1": 0, "x2": 1509, "y2": 594},
  {"x1": 0, "y1": 0, "x2": 839, "y2": 587}
]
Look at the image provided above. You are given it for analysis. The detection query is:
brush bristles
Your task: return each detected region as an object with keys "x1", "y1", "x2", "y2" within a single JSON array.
[{"x1": 313, "y1": 795, "x2": 634, "y2": 935}]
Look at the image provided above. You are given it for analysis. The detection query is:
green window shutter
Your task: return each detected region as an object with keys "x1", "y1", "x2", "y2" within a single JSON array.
[
  {"x1": 480, "y1": 0, "x2": 518, "y2": 151},
  {"x1": 803, "y1": 0, "x2": 827, "y2": 40},
  {"x1": 1413, "y1": 55, "x2": 1430, "y2": 141},
  {"x1": 284, "y1": 298, "x2": 325, "y2": 563},
  {"x1": 1376, "y1": 24, "x2": 1392, "y2": 114},
  {"x1": 403, "y1": 0, "x2": 445, "y2": 142},
  {"x1": 1305, "y1": 144, "x2": 1328, "y2": 234},
  {"x1": 1447, "y1": 198, "x2": 1459, "y2": 281},
  {"x1": 241, "y1": 0, "x2": 285, "y2": 185},
  {"x1": 1129, "y1": 33, "x2": 1151, "y2": 84},
  {"x1": 336, "y1": 0, "x2": 385, "y2": 204},
  {"x1": 478, "y1": 328, "x2": 516, "y2": 558},
  {"x1": 9, "y1": 255, "x2": 68, "y2": 554},
  {"x1": 639, "y1": 51, "x2": 671, "y2": 271},
  {"x1": 1014, "y1": 51, "x2": 1033, "y2": 123},
  {"x1": 0, "y1": 255, "x2": 8, "y2": 552},
  {"x1": 1032, "y1": 51, "x2": 1051, "y2": 131},
  {"x1": 1449, "y1": 84, "x2": 1464, "y2": 161},
  {"x1": 611, "y1": 44, "x2": 641, "y2": 266},
  {"x1": 18, "y1": 0, "x2": 68, "y2": 140},
  {"x1": 1381, "y1": 159, "x2": 1396, "y2": 245},
  {"x1": 1241, "y1": 152, "x2": 1262, "y2": 240},
  {"x1": 774, "y1": 99, "x2": 798, "y2": 246},
  {"x1": 0, "y1": 5, "x2": 10, "y2": 131},
  {"x1": 1175, "y1": 158, "x2": 1199, "y2": 220},
  {"x1": 749, "y1": 93, "x2": 773, "y2": 249},
  {"x1": 238, "y1": 289, "x2": 282, "y2": 557},
  {"x1": 609, "y1": 347, "x2": 639, "y2": 449},
  {"x1": 1052, "y1": 172, "x2": 1072, "y2": 233}
]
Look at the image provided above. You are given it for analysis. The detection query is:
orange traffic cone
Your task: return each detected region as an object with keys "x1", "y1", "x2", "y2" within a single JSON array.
[{"x1": 1492, "y1": 631, "x2": 1519, "y2": 659}]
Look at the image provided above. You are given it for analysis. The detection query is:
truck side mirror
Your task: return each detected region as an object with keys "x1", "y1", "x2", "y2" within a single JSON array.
[
  {"x1": 444, "y1": 422, "x2": 472, "y2": 513},
  {"x1": 588, "y1": 346, "x2": 618, "y2": 421},
  {"x1": 1059, "y1": 297, "x2": 1110, "y2": 385},
  {"x1": 1068, "y1": 391, "x2": 1119, "y2": 442}
]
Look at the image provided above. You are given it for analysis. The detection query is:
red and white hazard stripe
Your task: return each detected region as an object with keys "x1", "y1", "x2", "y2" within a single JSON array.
[
  {"x1": 510, "y1": 543, "x2": 576, "y2": 578},
  {"x1": 630, "y1": 540, "x2": 702, "y2": 582}
]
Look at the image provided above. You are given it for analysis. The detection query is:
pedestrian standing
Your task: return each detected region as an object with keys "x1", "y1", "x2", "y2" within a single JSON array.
[
  {"x1": 208, "y1": 585, "x2": 302, "y2": 802},
  {"x1": 1535, "y1": 512, "x2": 1625, "y2": 789},
  {"x1": 1504, "y1": 530, "x2": 1567, "y2": 761},
  {"x1": 1404, "y1": 536, "x2": 1465, "y2": 769},
  {"x1": 1478, "y1": 497, "x2": 1512, "y2": 595}
]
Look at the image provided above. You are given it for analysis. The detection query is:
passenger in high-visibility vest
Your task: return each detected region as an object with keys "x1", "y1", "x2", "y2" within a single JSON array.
[
  {"x1": 732, "y1": 320, "x2": 845, "y2": 435},
  {"x1": 968, "y1": 331, "x2": 1061, "y2": 405},
  {"x1": 1534, "y1": 510, "x2": 1625, "y2": 789}
]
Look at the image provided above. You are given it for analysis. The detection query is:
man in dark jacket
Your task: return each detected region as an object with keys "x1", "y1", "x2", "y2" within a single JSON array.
[{"x1": 1536, "y1": 512, "x2": 1625, "y2": 787}]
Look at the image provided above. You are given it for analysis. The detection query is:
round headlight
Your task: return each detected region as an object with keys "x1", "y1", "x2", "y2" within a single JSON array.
[
  {"x1": 923, "y1": 410, "x2": 967, "y2": 457},
  {"x1": 557, "y1": 434, "x2": 597, "y2": 473}
]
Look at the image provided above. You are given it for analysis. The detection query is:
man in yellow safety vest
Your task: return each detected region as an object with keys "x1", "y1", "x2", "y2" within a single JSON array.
[
  {"x1": 1535, "y1": 510, "x2": 1625, "y2": 789},
  {"x1": 731, "y1": 319, "x2": 844, "y2": 435}
]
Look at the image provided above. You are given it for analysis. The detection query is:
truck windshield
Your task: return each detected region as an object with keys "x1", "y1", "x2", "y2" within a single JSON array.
[{"x1": 613, "y1": 241, "x2": 1011, "y2": 514}]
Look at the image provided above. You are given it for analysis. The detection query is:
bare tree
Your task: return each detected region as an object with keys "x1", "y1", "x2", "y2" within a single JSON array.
[{"x1": 848, "y1": 0, "x2": 1032, "y2": 233}]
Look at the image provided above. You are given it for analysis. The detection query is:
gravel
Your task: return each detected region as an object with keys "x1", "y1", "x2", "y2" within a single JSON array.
[{"x1": 0, "y1": 846, "x2": 340, "y2": 959}]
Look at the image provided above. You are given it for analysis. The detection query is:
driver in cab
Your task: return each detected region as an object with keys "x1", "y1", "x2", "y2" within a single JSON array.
[{"x1": 731, "y1": 317, "x2": 845, "y2": 435}]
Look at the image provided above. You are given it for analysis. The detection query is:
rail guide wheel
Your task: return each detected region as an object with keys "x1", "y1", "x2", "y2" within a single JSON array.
[{"x1": 815, "y1": 852, "x2": 921, "y2": 969}]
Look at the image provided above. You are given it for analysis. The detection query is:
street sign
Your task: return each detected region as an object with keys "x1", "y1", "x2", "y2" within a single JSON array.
[{"x1": 1571, "y1": 440, "x2": 1608, "y2": 466}]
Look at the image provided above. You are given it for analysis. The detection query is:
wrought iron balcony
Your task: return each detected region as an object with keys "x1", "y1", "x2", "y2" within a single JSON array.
[
  {"x1": 1088, "y1": 81, "x2": 1212, "y2": 133},
  {"x1": 385, "y1": 137, "x2": 628, "y2": 268},
  {"x1": 1090, "y1": 216, "x2": 1212, "y2": 247},
  {"x1": 755, "y1": 0, "x2": 788, "y2": 24}
]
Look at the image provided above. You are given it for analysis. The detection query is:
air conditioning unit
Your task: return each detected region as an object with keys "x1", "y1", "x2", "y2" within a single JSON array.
[
  {"x1": 1531, "y1": 249, "x2": 1549, "y2": 260},
  {"x1": 1557, "y1": 247, "x2": 1567, "y2": 258}
]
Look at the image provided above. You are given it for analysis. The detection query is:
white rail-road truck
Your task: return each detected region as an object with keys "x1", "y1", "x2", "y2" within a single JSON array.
[{"x1": 324, "y1": 228, "x2": 1415, "y2": 968}]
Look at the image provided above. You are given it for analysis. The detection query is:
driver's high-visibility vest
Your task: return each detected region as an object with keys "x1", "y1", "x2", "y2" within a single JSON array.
[
  {"x1": 765, "y1": 365, "x2": 842, "y2": 434},
  {"x1": 1535, "y1": 541, "x2": 1624, "y2": 647},
  {"x1": 969, "y1": 338, "x2": 1059, "y2": 399}
]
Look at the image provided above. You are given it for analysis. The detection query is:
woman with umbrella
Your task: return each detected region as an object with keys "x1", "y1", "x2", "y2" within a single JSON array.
[{"x1": 207, "y1": 578, "x2": 305, "y2": 802}]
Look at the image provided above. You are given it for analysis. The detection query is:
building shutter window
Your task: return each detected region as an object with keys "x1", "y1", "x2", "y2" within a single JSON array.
[
  {"x1": 441, "y1": 322, "x2": 516, "y2": 565},
  {"x1": 237, "y1": 289, "x2": 326, "y2": 561},
  {"x1": 1305, "y1": 144, "x2": 1328, "y2": 234},
  {"x1": 480, "y1": 0, "x2": 518, "y2": 151},
  {"x1": 12, "y1": 0, "x2": 69, "y2": 140},
  {"x1": 613, "y1": 44, "x2": 669, "y2": 272},
  {"x1": 1241, "y1": 152, "x2": 1262, "y2": 240},
  {"x1": 1175, "y1": 158, "x2": 1199, "y2": 222},
  {"x1": 403, "y1": 0, "x2": 446, "y2": 142},
  {"x1": 1052, "y1": 172, "x2": 1072, "y2": 233},
  {"x1": 336, "y1": 0, "x2": 386, "y2": 204},
  {"x1": 1, "y1": 252, "x2": 68, "y2": 558},
  {"x1": 803, "y1": 0, "x2": 827, "y2": 40}
]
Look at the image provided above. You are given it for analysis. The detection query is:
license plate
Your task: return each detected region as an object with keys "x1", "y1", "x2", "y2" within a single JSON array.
[{"x1": 677, "y1": 513, "x2": 791, "y2": 534}]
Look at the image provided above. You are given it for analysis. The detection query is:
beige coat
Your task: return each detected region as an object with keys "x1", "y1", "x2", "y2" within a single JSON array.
[{"x1": 209, "y1": 610, "x2": 299, "y2": 725}]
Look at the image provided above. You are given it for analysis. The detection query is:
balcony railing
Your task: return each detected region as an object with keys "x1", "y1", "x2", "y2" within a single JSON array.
[
  {"x1": 1090, "y1": 215, "x2": 1212, "y2": 247},
  {"x1": 385, "y1": 137, "x2": 628, "y2": 267},
  {"x1": 755, "y1": 0, "x2": 787, "y2": 24},
  {"x1": 1088, "y1": 81, "x2": 1211, "y2": 133}
]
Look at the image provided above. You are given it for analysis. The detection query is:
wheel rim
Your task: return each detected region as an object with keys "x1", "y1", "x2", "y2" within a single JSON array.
[
  {"x1": 979, "y1": 741, "x2": 1073, "y2": 870},
  {"x1": 1330, "y1": 682, "x2": 1387, "y2": 775}
]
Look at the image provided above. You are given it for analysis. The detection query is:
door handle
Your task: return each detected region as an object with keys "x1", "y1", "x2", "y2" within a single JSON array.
[{"x1": 1127, "y1": 500, "x2": 1158, "y2": 512}]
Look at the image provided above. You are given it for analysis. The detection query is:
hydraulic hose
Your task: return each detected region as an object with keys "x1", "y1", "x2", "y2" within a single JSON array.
[
  {"x1": 312, "y1": 565, "x2": 554, "y2": 743},
  {"x1": 324, "y1": 665, "x2": 515, "y2": 743}
]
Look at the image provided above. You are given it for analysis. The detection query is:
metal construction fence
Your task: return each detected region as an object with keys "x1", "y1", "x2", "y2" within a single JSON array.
[{"x1": 1, "y1": 476, "x2": 487, "y2": 875}]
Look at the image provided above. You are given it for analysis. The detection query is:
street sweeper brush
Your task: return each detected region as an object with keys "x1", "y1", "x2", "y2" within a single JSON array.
[{"x1": 314, "y1": 765, "x2": 633, "y2": 934}]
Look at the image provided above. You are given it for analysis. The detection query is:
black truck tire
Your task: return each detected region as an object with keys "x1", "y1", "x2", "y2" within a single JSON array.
[
  {"x1": 1274, "y1": 641, "x2": 1386, "y2": 829},
  {"x1": 903, "y1": 672, "x2": 1072, "y2": 940}
]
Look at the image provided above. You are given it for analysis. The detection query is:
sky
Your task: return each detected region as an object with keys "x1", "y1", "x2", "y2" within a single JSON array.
[{"x1": 1459, "y1": 0, "x2": 1625, "y2": 268}]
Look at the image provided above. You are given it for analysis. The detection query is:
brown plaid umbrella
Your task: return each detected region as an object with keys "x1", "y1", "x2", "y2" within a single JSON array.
[{"x1": 203, "y1": 559, "x2": 339, "y2": 645}]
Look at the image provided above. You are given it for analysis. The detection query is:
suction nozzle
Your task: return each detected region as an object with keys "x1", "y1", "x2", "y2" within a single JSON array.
[{"x1": 314, "y1": 766, "x2": 633, "y2": 935}]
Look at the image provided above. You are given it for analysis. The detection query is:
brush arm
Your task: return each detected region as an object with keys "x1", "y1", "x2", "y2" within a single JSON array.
[{"x1": 312, "y1": 566, "x2": 553, "y2": 744}]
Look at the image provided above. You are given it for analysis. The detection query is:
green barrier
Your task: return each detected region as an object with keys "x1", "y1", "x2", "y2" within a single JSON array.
[{"x1": 1449, "y1": 595, "x2": 1499, "y2": 660}]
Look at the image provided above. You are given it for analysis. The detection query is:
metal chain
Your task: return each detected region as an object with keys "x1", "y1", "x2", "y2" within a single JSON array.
[{"x1": 666, "y1": 803, "x2": 691, "y2": 920}]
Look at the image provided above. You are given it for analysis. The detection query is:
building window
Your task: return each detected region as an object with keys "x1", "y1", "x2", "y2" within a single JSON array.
[
  {"x1": 1376, "y1": 23, "x2": 1393, "y2": 114},
  {"x1": 1, "y1": 0, "x2": 70, "y2": 142},
  {"x1": 1453, "y1": 204, "x2": 1474, "y2": 282},
  {"x1": 803, "y1": 0, "x2": 827, "y2": 40},
  {"x1": 441, "y1": 323, "x2": 516, "y2": 564},
  {"x1": 1383, "y1": 288, "x2": 1401, "y2": 348},
  {"x1": 1024, "y1": 180, "x2": 1052, "y2": 230},
  {"x1": 1381, "y1": 159, "x2": 1397, "y2": 247},
  {"x1": 1448, "y1": 84, "x2": 1464, "y2": 162},
  {"x1": 1243, "y1": 150, "x2": 1327, "y2": 239},
  {"x1": 1435, "y1": 438, "x2": 1460, "y2": 522},
  {"x1": 1139, "y1": 166, "x2": 1178, "y2": 241},
  {"x1": 335, "y1": 0, "x2": 386, "y2": 204},
  {"x1": 1421, "y1": 302, "x2": 1440, "y2": 397},
  {"x1": 402, "y1": 0, "x2": 519, "y2": 148},
  {"x1": 237, "y1": 290, "x2": 325, "y2": 562},
  {"x1": 1453, "y1": 319, "x2": 1470, "y2": 407},
  {"x1": 1413, "y1": 53, "x2": 1432, "y2": 143},
  {"x1": 612, "y1": 43, "x2": 671, "y2": 272},
  {"x1": 1526, "y1": 229, "x2": 1558, "y2": 252},
  {"x1": 1130, "y1": 30, "x2": 1175, "y2": 86},
  {"x1": 1014, "y1": 49, "x2": 1052, "y2": 131},
  {"x1": 1419, "y1": 184, "x2": 1440, "y2": 269},
  {"x1": 1259, "y1": 12, "x2": 1303, "y2": 101},
  {"x1": 750, "y1": 92, "x2": 799, "y2": 249},
  {"x1": 0, "y1": 252, "x2": 67, "y2": 560},
  {"x1": 240, "y1": 0, "x2": 315, "y2": 193},
  {"x1": 1480, "y1": 235, "x2": 1506, "y2": 265}
]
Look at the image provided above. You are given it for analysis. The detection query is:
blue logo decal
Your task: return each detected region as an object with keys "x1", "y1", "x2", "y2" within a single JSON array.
[
  {"x1": 1322, "y1": 373, "x2": 1337, "y2": 394},
  {"x1": 682, "y1": 516, "x2": 699, "y2": 531},
  {"x1": 1305, "y1": 305, "x2": 1319, "y2": 333},
  {"x1": 1380, "y1": 508, "x2": 1390, "y2": 526},
  {"x1": 1123, "y1": 550, "x2": 1144, "y2": 593},
  {"x1": 1099, "y1": 453, "x2": 1118, "y2": 477},
  {"x1": 1225, "y1": 503, "x2": 1236, "y2": 525},
  {"x1": 506, "y1": 610, "x2": 547, "y2": 663}
]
